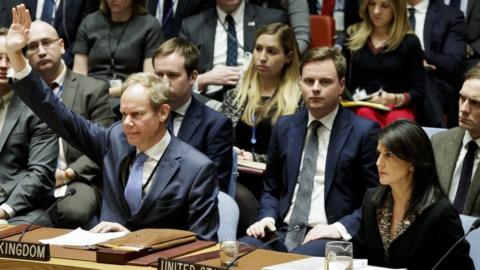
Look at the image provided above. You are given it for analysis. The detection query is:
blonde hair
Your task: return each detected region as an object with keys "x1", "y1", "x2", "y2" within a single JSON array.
[
  {"x1": 347, "y1": 0, "x2": 411, "y2": 52},
  {"x1": 235, "y1": 23, "x2": 301, "y2": 126},
  {"x1": 121, "y1": 73, "x2": 171, "y2": 111}
]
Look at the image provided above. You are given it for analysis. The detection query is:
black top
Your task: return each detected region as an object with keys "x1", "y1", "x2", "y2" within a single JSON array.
[
  {"x1": 353, "y1": 186, "x2": 474, "y2": 270},
  {"x1": 73, "y1": 11, "x2": 164, "y2": 81},
  {"x1": 345, "y1": 34, "x2": 425, "y2": 105}
]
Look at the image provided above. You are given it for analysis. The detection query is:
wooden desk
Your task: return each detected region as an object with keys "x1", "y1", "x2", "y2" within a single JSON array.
[{"x1": 0, "y1": 227, "x2": 307, "y2": 270}]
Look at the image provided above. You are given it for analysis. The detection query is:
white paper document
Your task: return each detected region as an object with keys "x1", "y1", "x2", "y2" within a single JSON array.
[
  {"x1": 39, "y1": 228, "x2": 128, "y2": 246},
  {"x1": 262, "y1": 257, "x2": 406, "y2": 270}
]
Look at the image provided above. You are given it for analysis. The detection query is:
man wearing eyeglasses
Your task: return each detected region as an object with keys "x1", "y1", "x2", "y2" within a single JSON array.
[
  {"x1": 0, "y1": 27, "x2": 58, "y2": 225},
  {"x1": 24, "y1": 21, "x2": 115, "y2": 229}
]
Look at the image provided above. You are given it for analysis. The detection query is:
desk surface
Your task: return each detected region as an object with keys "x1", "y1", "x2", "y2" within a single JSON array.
[{"x1": 0, "y1": 226, "x2": 307, "y2": 270}]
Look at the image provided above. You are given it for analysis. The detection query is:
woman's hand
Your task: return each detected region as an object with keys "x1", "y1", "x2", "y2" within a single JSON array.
[
  {"x1": 238, "y1": 149, "x2": 254, "y2": 161},
  {"x1": 368, "y1": 90, "x2": 396, "y2": 106}
]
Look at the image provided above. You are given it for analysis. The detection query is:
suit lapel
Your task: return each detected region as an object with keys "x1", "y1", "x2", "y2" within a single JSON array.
[
  {"x1": 244, "y1": 5, "x2": 257, "y2": 52},
  {"x1": 177, "y1": 97, "x2": 202, "y2": 143},
  {"x1": 325, "y1": 107, "x2": 352, "y2": 197},
  {"x1": 138, "y1": 138, "x2": 181, "y2": 213},
  {"x1": 61, "y1": 70, "x2": 78, "y2": 112},
  {"x1": 203, "y1": 10, "x2": 217, "y2": 70},
  {"x1": 423, "y1": 1, "x2": 439, "y2": 52},
  {"x1": 0, "y1": 95, "x2": 25, "y2": 153},
  {"x1": 287, "y1": 110, "x2": 308, "y2": 198}
]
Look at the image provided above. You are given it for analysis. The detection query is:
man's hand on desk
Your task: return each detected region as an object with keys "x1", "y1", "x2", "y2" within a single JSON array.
[
  {"x1": 302, "y1": 224, "x2": 341, "y2": 244},
  {"x1": 0, "y1": 209, "x2": 7, "y2": 220},
  {"x1": 90, "y1": 221, "x2": 131, "y2": 233},
  {"x1": 246, "y1": 219, "x2": 276, "y2": 239}
]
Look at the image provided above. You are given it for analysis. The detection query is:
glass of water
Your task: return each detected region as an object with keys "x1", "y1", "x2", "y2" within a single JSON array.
[
  {"x1": 219, "y1": 240, "x2": 239, "y2": 266},
  {"x1": 324, "y1": 241, "x2": 353, "y2": 270}
]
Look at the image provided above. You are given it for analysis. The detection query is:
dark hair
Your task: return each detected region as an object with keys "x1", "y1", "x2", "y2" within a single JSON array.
[
  {"x1": 378, "y1": 120, "x2": 444, "y2": 212},
  {"x1": 152, "y1": 37, "x2": 199, "y2": 76}
]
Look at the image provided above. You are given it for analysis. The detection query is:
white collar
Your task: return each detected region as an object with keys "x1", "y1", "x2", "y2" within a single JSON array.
[
  {"x1": 307, "y1": 105, "x2": 338, "y2": 131},
  {"x1": 174, "y1": 96, "x2": 192, "y2": 116},
  {"x1": 138, "y1": 131, "x2": 171, "y2": 162}
]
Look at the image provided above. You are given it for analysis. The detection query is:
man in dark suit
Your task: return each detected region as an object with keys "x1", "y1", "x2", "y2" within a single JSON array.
[
  {"x1": 0, "y1": 27, "x2": 58, "y2": 225},
  {"x1": 464, "y1": 0, "x2": 480, "y2": 71},
  {"x1": 179, "y1": 0, "x2": 287, "y2": 99},
  {"x1": 145, "y1": 0, "x2": 215, "y2": 39},
  {"x1": 243, "y1": 47, "x2": 379, "y2": 256},
  {"x1": 432, "y1": 65, "x2": 480, "y2": 217},
  {"x1": 6, "y1": 5, "x2": 219, "y2": 240},
  {"x1": 0, "y1": 0, "x2": 99, "y2": 67},
  {"x1": 152, "y1": 38, "x2": 233, "y2": 192},
  {"x1": 408, "y1": 0, "x2": 466, "y2": 127},
  {"x1": 25, "y1": 20, "x2": 115, "y2": 228}
]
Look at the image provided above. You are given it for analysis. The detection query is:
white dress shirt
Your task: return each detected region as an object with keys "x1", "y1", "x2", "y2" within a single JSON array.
[
  {"x1": 137, "y1": 131, "x2": 171, "y2": 193},
  {"x1": 35, "y1": 0, "x2": 61, "y2": 21},
  {"x1": 449, "y1": 132, "x2": 480, "y2": 202},
  {"x1": 408, "y1": 0, "x2": 429, "y2": 50}
]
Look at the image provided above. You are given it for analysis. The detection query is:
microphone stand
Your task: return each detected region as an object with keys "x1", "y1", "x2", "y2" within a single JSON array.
[{"x1": 225, "y1": 225, "x2": 301, "y2": 270}]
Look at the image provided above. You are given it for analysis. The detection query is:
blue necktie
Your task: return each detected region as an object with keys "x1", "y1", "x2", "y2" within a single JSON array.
[
  {"x1": 162, "y1": 0, "x2": 174, "y2": 38},
  {"x1": 453, "y1": 141, "x2": 478, "y2": 213},
  {"x1": 449, "y1": 0, "x2": 461, "y2": 9},
  {"x1": 124, "y1": 153, "x2": 149, "y2": 215},
  {"x1": 41, "y1": 0, "x2": 55, "y2": 24},
  {"x1": 225, "y1": 14, "x2": 238, "y2": 67},
  {"x1": 408, "y1": 7, "x2": 416, "y2": 32}
]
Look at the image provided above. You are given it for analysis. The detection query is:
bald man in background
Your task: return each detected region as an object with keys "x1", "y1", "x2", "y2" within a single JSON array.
[{"x1": 25, "y1": 21, "x2": 114, "y2": 228}]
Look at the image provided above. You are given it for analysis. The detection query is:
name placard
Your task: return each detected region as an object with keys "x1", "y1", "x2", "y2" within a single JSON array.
[
  {"x1": 0, "y1": 240, "x2": 50, "y2": 261},
  {"x1": 158, "y1": 258, "x2": 224, "y2": 270}
]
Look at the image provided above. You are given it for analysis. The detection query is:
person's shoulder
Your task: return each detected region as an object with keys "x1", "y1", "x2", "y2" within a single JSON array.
[
  {"x1": 70, "y1": 70, "x2": 107, "y2": 87},
  {"x1": 431, "y1": 127, "x2": 463, "y2": 143},
  {"x1": 342, "y1": 107, "x2": 380, "y2": 131},
  {"x1": 82, "y1": 10, "x2": 104, "y2": 24},
  {"x1": 247, "y1": 3, "x2": 286, "y2": 21},
  {"x1": 433, "y1": 0, "x2": 465, "y2": 18},
  {"x1": 173, "y1": 137, "x2": 214, "y2": 165},
  {"x1": 402, "y1": 33, "x2": 422, "y2": 47},
  {"x1": 182, "y1": 7, "x2": 214, "y2": 24}
]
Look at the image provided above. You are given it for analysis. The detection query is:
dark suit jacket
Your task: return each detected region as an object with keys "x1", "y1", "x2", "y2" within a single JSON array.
[
  {"x1": 179, "y1": 4, "x2": 287, "y2": 73},
  {"x1": 466, "y1": 0, "x2": 480, "y2": 56},
  {"x1": 431, "y1": 127, "x2": 480, "y2": 217},
  {"x1": 60, "y1": 69, "x2": 114, "y2": 183},
  {"x1": 0, "y1": 94, "x2": 58, "y2": 223},
  {"x1": 257, "y1": 107, "x2": 379, "y2": 236},
  {"x1": 145, "y1": 0, "x2": 215, "y2": 39},
  {"x1": 354, "y1": 187, "x2": 474, "y2": 270},
  {"x1": 178, "y1": 96, "x2": 233, "y2": 192},
  {"x1": 424, "y1": 0, "x2": 466, "y2": 79},
  {"x1": 0, "y1": 0, "x2": 99, "y2": 66},
  {"x1": 13, "y1": 71, "x2": 219, "y2": 241}
]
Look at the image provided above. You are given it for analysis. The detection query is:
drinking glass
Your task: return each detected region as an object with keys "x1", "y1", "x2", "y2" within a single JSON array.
[
  {"x1": 324, "y1": 241, "x2": 353, "y2": 270},
  {"x1": 219, "y1": 240, "x2": 239, "y2": 266}
]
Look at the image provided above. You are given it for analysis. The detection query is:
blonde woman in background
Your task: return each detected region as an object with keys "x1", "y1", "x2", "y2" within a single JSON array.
[
  {"x1": 222, "y1": 22, "x2": 301, "y2": 162},
  {"x1": 344, "y1": 0, "x2": 424, "y2": 127}
]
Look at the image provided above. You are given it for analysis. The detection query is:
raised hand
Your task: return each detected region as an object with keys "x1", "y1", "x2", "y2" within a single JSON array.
[{"x1": 6, "y1": 4, "x2": 31, "y2": 53}]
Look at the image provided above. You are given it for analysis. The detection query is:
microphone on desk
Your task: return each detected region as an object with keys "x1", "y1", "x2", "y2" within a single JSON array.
[
  {"x1": 431, "y1": 218, "x2": 480, "y2": 270},
  {"x1": 225, "y1": 225, "x2": 303, "y2": 270},
  {"x1": 18, "y1": 188, "x2": 76, "y2": 241}
]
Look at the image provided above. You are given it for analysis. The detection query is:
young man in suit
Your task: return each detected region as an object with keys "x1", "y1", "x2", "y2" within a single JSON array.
[
  {"x1": 179, "y1": 0, "x2": 287, "y2": 100},
  {"x1": 432, "y1": 65, "x2": 480, "y2": 217},
  {"x1": 6, "y1": 5, "x2": 219, "y2": 240},
  {"x1": 242, "y1": 47, "x2": 379, "y2": 256},
  {"x1": 25, "y1": 20, "x2": 115, "y2": 228},
  {"x1": 152, "y1": 38, "x2": 233, "y2": 192},
  {"x1": 0, "y1": 27, "x2": 58, "y2": 225}
]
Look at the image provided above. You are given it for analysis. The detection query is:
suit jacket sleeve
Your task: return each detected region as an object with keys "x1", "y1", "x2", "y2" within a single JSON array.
[
  {"x1": 13, "y1": 71, "x2": 111, "y2": 166},
  {"x1": 425, "y1": 8, "x2": 466, "y2": 77},
  {"x1": 67, "y1": 78, "x2": 114, "y2": 182},
  {"x1": 5, "y1": 117, "x2": 58, "y2": 214},
  {"x1": 286, "y1": 0, "x2": 310, "y2": 54},
  {"x1": 187, "y1": 161, "x2": 220, "y2": 241}
]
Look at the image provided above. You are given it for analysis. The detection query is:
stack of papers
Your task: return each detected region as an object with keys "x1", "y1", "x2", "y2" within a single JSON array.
[
  {"x1": 262, "y1": 257, "x2": 404, "y2": 270},
  {"x1": 39, "y1": 228, "x2": 128, "y2": 246}
]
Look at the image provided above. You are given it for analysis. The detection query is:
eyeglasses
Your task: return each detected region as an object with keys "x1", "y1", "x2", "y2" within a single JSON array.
[{"x1": 25, "y1": 38, "x2": 60, "y2": 53}]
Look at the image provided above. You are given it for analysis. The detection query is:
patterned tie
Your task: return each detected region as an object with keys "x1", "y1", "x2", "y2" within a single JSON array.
[
  {"x1": 453, "y1": 141, "x2": 478, "y2": 213},
  {"x1": 162, "y1": 0, "x2": 174, "y2": 38},
  {"x1": 41, "y1": 0, "x2": 55, "y2": 24},
  {"x1": 167, "y1": 111, "x2": 178, "y2": 135},
  {"x1": 225, "y1": 14, "x2": 238, "y2": 67},
  {"x1": 284, "y1": 121, "x2": 321, "y2": 251},
  {"x1": 408, "y1": 7, "x2": 416, "y2": 32},
  {"x1": 124, "y1": 153, "x2": 149, "y2": 215}
]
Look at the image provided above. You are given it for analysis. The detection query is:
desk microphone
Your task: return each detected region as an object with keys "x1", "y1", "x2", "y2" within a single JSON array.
[
  {"x1": 18, "y1": 188, "x2": 76, "y2": 241},
  {"x1": 225, "y1": 225, "x2": 303, "y2": 270},
  {"x1": 431, "y1": 218, "x2": 480, "y2": 270}
]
